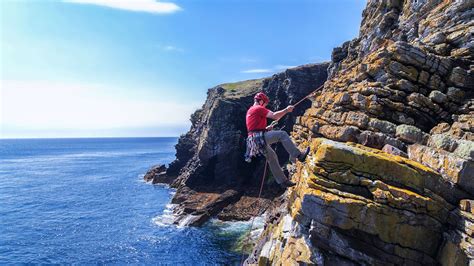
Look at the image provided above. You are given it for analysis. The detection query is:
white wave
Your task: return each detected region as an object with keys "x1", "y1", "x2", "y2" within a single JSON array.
[
  {"x1": 177, "y1": 214, "x2": 203, "y2": 228},
  {"x1": 152, "y1": 213, "x2": 175, "y2": 227},
  {"x1": 151, "y1": 203, "x2": 177, "y2": 227},
  {"x1": 209, "y1": 215, "x2": 266, "y2": 234},
  {"x1": 165, "y1": 203, "x2": 176, "y2": 210}
]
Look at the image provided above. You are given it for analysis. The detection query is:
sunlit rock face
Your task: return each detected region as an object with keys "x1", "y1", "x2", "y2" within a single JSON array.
[
  {"x1": 247, "y1": 139, "x2": 473, "y2": 265},
  {"x1": 248, "y1": 0, "x2": 473, "y2": 264},
  {"x1": 295, "y1": 0, "x2": 473, "y2": 184}
]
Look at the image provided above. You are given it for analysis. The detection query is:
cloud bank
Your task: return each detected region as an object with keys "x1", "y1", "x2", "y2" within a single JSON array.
[
  {"x1": 1, "y1": 80, "x2": 199, "y2": 138},
  {"x1": 63, "y1": 0, "x2": 182, "y2": 14}
]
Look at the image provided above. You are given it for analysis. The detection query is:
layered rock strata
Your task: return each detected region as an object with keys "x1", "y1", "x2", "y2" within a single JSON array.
[
  {"x1": 143, "y1": 0, "x2": 473, "y2": 262},
  {"x1": 247, "y1": 139, "x2": 473, "y2": 265},
  {"x1": 295, "y1": 0, "x2": 473, "y2": 188},
  {"x1": 152, "y1": 63, "x2": 329, "y2": 226},
  {"x1": 248, "y1": 0, "x2": 473, "y2": 264}
]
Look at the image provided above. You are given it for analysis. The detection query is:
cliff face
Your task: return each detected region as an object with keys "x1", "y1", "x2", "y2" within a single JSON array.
[
  {"x1": 247, "y1": 139, "x2": 473, "y2": 265},
  {"x1": 248, "y1": 0, "x2": 473, "y2": 265},
  {"x1": 164, "y1": 63, "x2": 329, "y2": 226}
]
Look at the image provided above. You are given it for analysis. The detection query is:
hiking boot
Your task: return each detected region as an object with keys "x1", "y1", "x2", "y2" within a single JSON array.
[
  {"x1": 280, "y1": 180, "x2": 296, "y2": 188},
  {"x1": 298, "y1": 147, "x2": 310, "y2": 162}
]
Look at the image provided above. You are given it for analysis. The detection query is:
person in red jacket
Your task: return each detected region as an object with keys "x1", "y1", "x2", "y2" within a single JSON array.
[{"x1": 245, "y1": 92, "x2": 310, "y2": 188}]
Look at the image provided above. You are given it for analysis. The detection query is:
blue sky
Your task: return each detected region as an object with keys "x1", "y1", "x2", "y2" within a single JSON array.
[{"x1": 1, "y1": 0, "x2": 366, "y2": 138}]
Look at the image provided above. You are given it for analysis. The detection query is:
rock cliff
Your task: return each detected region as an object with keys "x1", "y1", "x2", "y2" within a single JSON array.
[
  {"x1": 143, "y1": 0, "x2": 473, "y2": 263},
  {"x1": 246, "y1": 139, "x2": 473, "y2": 265},
  {"x1": 155, "y1": 63, "x2": 329, "y2": 226},
  {"x1": 247, "y1": 0, "x2": 473, "y2": 264}
]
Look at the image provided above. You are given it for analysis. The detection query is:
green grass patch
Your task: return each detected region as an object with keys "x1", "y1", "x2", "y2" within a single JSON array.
[{"x1": 220, "y1": 78, "x2": 266, "y2": 98}]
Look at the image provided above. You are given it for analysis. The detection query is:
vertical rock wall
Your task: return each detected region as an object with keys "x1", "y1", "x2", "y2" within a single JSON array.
[
  {"x1": 295, "y1": 0, "x2": 473, "y2": 189},
  {"x1": 249, "y1": 0, "x2": 473, "y2": 265}
]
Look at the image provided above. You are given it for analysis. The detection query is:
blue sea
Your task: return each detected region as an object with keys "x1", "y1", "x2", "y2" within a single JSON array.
[{"x1": 0, "y1": 138, "x2": 247, "y2": 264}]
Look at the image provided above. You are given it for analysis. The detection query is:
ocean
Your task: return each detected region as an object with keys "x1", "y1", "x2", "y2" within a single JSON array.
[{"x1": 0, "y1": 137, "x2": 247, "y2": 264}]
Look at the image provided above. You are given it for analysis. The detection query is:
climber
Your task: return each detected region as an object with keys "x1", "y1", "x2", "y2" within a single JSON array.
[{"x1": 244, "y1": 92, "x2": 310, "y2": 188}]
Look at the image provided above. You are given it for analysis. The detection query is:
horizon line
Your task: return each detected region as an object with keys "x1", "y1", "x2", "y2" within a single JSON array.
[{"x1": 0, "y1": 136, "x2": 180, "y2": 140}]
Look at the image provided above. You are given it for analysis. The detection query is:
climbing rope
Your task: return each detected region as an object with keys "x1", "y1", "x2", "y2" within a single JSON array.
[
  {"x1": 240, "y1": 159, "x2": 268, "y2": 265},
  {"x1": 239, "y1": 84, "x2": 325, "y2": 264},
  {"x1": 268, "y1": 83, "x2": 325, "y2": 129},
  {"x1": 294, "y1": 83, "x2": 325, "y2": 107}
]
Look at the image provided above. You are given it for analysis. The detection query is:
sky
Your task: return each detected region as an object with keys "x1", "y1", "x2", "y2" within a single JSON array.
[{"x1": 0, "y1": 0, "x2": 366, "y2": 138}]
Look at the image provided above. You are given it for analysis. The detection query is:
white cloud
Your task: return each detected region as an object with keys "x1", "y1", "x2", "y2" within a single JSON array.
[
  {"x1": 63, "y1": 0, "x2": 182, "y2": 14},
  {"x1": 241, "y1": 65, "x2": 298, "y2": 74},
  {"x1": 162, "y1": 45, "x2": 184, "y2": 52},
  {"x1": 274, "y1": 65, "x2": 297, "y2": 70},
  {"x1": 0, "y1": 80, "x2": 200, "y2": 138},
  {"x1": 241, "y1": 69, "x2": 273, "y2": 74}
]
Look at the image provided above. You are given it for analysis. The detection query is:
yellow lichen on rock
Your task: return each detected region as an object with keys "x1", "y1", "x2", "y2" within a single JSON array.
[{"x1": 277, "y1": 138, "x2": 459, "y2": 264}]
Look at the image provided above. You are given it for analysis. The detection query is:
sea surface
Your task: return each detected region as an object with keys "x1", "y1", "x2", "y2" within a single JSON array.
[{"x1": 0, "y1": 137, "x2": 248, "y2": 264}]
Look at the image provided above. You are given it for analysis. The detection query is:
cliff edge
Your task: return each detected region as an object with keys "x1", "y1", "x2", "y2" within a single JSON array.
[
  {"x1": 248, "y1": 0, "x2": 473, "y2": 264},
  {"x1": 154, "y1": 63, "x2": 329, "y2": 226}
]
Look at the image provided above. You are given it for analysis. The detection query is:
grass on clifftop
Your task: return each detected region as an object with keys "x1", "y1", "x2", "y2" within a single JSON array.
[{"x1": 220, "y1": 78, "x2": 266, "y2": 98}]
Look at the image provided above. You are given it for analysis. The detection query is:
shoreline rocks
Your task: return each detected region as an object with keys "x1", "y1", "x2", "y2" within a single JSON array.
[
  {"x1": 143, "y1": 164, "x2": 174, "y2": 184},
  {"x1": 151, "y1": 63, "x2": 329, "y2": 227}
]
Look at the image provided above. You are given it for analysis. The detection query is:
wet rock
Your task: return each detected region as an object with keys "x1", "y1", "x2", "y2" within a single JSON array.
[
  {"x1": 143, "y1": 164, "x2": 173, "y2": 184},
  {"x1": 173, "y1": 189, "x2": 242, "y2": 226}
]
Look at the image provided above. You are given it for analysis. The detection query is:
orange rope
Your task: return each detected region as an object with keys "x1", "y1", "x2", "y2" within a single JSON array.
[
  {"x1": 240, "y1": 159, "x2": 268, "y2": 265},
  {"x1": 293, "y1": 83, "x2": 324, "y2": 107},
  {"x1": 270, "y1": 83, "x2": 325, "y2": 129}
]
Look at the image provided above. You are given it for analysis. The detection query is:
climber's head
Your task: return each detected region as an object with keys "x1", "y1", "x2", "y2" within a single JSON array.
[{"x1": 254, "y1": 92, "x2": 269, "y2": 106}]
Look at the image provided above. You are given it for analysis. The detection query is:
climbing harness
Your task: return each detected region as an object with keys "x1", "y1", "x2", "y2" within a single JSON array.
[
  {"x1": 245, "y1": 131, "x2": 267, "y2": 163},
  {"x1": 239, "y1": 84, "x2": 325, "y2": 265}
]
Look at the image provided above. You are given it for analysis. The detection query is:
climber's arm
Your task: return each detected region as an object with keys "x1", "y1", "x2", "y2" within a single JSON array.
[{"x1": 266, "y1": 105, "x2": 294, "y2": 120}]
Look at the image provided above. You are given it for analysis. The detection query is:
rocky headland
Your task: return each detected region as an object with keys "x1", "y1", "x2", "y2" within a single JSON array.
[
  {"x1": 147, "y1": 63, "x2": 328, "y2": 226},
  {"x1": 145, "y1": 0, "x2": 473, "y2": 264}
]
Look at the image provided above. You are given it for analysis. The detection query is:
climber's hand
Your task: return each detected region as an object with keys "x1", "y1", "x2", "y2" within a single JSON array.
[{"x1": 285, "y1": 105, "x2": 294, "y2": 113}]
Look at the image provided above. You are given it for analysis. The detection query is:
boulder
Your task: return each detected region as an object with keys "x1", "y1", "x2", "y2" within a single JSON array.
[
  {"x1": 429, "y1": 90, "x2": 448, "y2": 104},
  {"x1": 396, "y1": 124, "x2": 428, "y2": 144}
]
